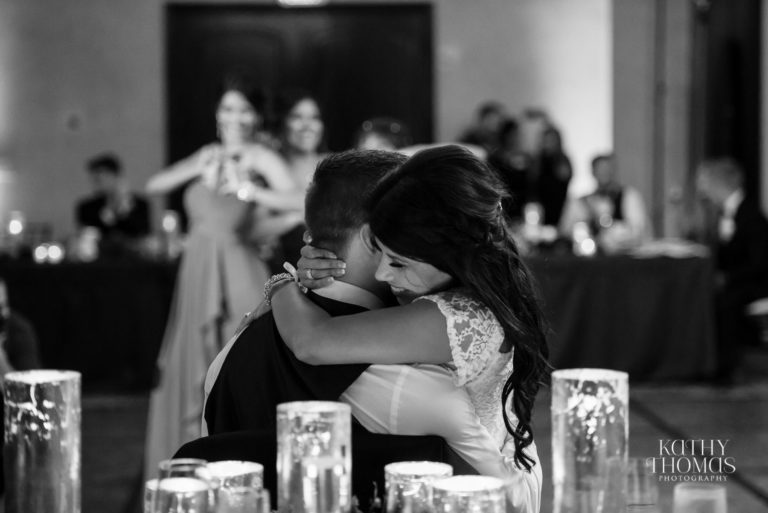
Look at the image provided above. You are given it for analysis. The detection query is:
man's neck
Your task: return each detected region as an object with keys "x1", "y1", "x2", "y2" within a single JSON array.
[
  {"x1": 312, "y1": 279, "x2": 386, "y2": 311},
  {"x1": 334, "y1": 273, "x2": 389, "y2": 302}
]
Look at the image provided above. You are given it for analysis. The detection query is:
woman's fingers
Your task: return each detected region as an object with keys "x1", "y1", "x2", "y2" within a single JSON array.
[
  {"x1": 296, "y1": 253, "x2": 346, "y2": 289},
  {"x1": 297, "y1": 255, "x2": 346, "y2": 272},
  {"x1": 299, "y1": 244, "x2": 341, "y2": 261},
  {"x1": 295, "y1": 244, "x2": 345, "y2": 290},
  {"x1": 300, "y1": 275, "x2": 337, "y2": 290}
]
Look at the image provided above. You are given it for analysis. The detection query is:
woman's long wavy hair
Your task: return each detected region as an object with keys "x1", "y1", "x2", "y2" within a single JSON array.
[{"x1": 367, "y1": 145, "x2": 550, "y2": 471}]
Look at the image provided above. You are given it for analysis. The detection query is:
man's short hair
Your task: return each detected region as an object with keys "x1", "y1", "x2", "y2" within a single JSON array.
[
  {"x1": 87, "y1": 153, "x2": 121, "y2": 175},
  {"x1": 698, "y1": 157, "x2": 744, "y2": 189},
  {"x1": 305, "y1": 150, "x2": 406, "y2": 254}
]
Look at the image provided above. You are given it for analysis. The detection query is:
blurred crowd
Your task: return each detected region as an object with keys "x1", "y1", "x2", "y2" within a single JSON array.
[{"x1": 0, "y1": 73, "x2": 766, "y2": 484}]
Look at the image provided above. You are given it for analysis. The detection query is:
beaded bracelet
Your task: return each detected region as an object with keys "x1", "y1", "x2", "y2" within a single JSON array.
[
  {"x1": 263, "y1": 273, "x2": 294, "y2": 307},
  {"x1": 263, "y1": 262, "x2": 309, "y2": 307}
]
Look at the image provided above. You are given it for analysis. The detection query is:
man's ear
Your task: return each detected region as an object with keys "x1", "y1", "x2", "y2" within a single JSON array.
[{"x1": 358, "y1": 224, "x2": 376, "y2": 254}]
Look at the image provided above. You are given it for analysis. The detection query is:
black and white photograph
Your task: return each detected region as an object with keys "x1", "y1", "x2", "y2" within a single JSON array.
[{"x1": 0, "y1": 0, "x2": 766, "y2": 512}]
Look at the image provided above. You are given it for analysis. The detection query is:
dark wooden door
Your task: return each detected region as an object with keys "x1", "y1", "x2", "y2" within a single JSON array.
[{"x1": 166, "y1": 4, "x2": 433, "y2": 161}]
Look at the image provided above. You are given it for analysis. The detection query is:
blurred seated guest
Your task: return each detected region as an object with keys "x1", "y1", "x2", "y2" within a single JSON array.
[
  {"x1": 696, "y1": 158, "x2": 768, "y2": 378},
  {"x1": 75, "y1": 153, "x2": 151, "y2": 240},
  {"x1": 355, "y1": 117, "x2": 412, "y2": 151},
  {"x1": 0, "y1": 278, "x2": 41, "y2": 381},
  {"x1": 488, "y1": 118, "x2": 532, "y2": 220},
  {"x1": 459, "y1": 101, "x2": 507, "y2": 154},
  {"x1": 0, "y1": 277, "x2": 41, "y2": 496},
  {"x1": 560, "y1": 154, "x2": 649, "y2": 252},
  {"x1": 531, "y1": 126, "x2": 572, "y2": 226}
]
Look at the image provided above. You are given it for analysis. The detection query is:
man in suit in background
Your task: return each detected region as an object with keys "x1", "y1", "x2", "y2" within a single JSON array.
[
  {"x1": 76, "y1": 153, "x2": 150, "y2": 241},
  {"x1": 696, "y1": 157, "x2": 768, "y2": 381}
]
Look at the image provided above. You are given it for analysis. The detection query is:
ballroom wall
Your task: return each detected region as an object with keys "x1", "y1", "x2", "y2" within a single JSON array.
[
  {"x1": 0, "y1": 0, "x2": 612, "y2": 238},
  {"x1": 613, "y1": 0, "x2": 693, "y2": 236}
]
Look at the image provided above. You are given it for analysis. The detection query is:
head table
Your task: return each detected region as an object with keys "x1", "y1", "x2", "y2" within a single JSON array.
[{"x1": 0, "y1": 253, "x2": 716, "y2": 391}]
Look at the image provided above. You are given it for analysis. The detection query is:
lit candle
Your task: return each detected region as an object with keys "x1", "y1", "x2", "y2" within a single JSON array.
[
  {"x1": 551, "y1": 368, "x2": 629, "y2": 513},
  {"x1": 277, "y1": 401, "x2": 351, "y2": 513},
  {"x1": 4, "y1": 370, "x2": 81, "y2": 513},
  {"x1": 431, "y1": 475, "x2": 506, "y2": 513},
  {"x1": 385, "y1": 461, "x2": 452, "y2": 513},
  {"x1": 154, "y1": 477, "x2": 209, "y2": 513}
]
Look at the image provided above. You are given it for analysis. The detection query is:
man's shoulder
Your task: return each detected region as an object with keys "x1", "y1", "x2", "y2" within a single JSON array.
[{"x1": 224, "y1": 310, "x2": 277, "y2": 358}]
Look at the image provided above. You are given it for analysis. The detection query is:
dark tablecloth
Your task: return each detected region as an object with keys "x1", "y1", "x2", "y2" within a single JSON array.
[
  {"x1": 0, "y1": 255, "x2": 717, "y2": 390},
  {"x1": 527, "y1": 255, "x2": 718, "y2": 381},
  {"x1": 0, "y1": 260, "x2": 177, "y2": 391}
]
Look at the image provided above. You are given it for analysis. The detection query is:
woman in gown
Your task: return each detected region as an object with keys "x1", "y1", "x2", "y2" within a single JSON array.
[
  {"x1": 265, "y1": 91, "x2": 327, "y2": 270},
  {"x1": 531, "y1": 126, "x2": 572, "y2": 226},
  {"x1": 270, "y1": 146, "x2": 550, "y2": 513},
  {"x1": 143, "y1": 76, "x2": 303, "y2": 479}
]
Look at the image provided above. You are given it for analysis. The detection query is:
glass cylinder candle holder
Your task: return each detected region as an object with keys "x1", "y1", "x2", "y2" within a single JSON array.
[
  {"x1": 153, "y1": 477, "x2": 210, "y2": 513},
  {"x1": 206, "y1": 460, "x2": 264, "y2": 513},
  {"x1": 4, "y1": 370, "x2": 81, "y2": 513},
  {"x1": 626, "y1": 457, "x2": 659, "y2": 512},
  {"x1": 431, "y1": 475, "x2": 506, "y2": 513},
  {"x1": 673, "y1": 483, "x2": 726, "y2": 513},
  {"x1": 551, "y1": 368, "x2": 629, "y2": 513},
  {"x1": 277, "y1": 401, "x2": 351, "y2": 513},
  {"x1": 158, "y1": 458, "x2": 209, "y2": 480},
  {"x1": 144, "y1": 479, "x2": 159, "y2": 513},
  {"x1": 384, "y1": 461, "x2": 453, "y2": 513}
]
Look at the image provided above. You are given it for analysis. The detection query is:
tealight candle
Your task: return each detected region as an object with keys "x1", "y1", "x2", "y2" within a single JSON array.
[
  {"x1": 431, "y1": 475, "x2": 506, "y2": 513},
  {"x1": 154, "y1": 477, "x2": 209, "y2": 513},
  {"x1": 385, "y1": 461, "x2": 453, "y2": 513}
]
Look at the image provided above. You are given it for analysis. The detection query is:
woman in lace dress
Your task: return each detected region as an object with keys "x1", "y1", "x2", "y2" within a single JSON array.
[{"x1": 270, "y1": 145, "x2": 550, "y2": 513}]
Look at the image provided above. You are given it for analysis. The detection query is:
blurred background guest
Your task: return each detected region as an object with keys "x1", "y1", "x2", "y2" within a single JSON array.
[
  {"x1": 143, "y1": 74, "x2": 301, "y2": 480},
  {"x1": 75, "y1": 153, "x2": 151, "y2": 245},
  {"x1": 488, "y1": 118, "x2": 532, "y2": 221},
  {"x1": 696, "y1": 157, "x2": 768, "y2": 381},
  {"x1": 265, "y1": 90, "x2": 328, "y2": 269},
  {"x1": 560, "y1": 153, "x2": 648, "y2": 252},
  {"x1": 0, "y1": 277, "x2": 41, "y2": 497},
  {"x1": 354, "y1": 117, "x2": 412, "y2": 151},
  {"x1": 0, "y1": 277, "x2": 41, "y2": 381},
  {"x1": 531, "y1": 126, "x2": 572, "y2": 227},
  {"x1": 459, "y1": 100, "x2": 507, "y2": 154}
]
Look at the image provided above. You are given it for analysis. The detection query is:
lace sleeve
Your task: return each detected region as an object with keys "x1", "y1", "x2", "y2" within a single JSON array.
[{"x1": 416, "y1": 290, "x2": 505, "y2": 386}]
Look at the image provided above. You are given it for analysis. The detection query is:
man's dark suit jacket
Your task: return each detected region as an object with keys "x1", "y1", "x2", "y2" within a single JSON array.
[
  {"x1": 714, "y1": 198, "x2": 768, "y2": 373},
  {"x1": 183, "y1": 292, "x2": 467, "y2": 508},
  {"x1": 75, "y1": 193, "x2": 150, "y2": 238},
  {"x1": 204, "y1": 292, "x2": 370, "y2": 433},
  {"x1": 717, "y1": 198, "x2": 768, "y2": 297}
]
